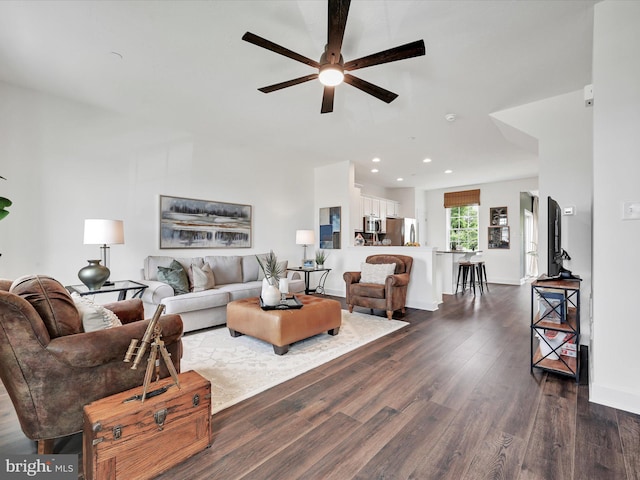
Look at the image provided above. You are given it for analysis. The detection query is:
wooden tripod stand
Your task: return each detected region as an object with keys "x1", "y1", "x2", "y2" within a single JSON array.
[{"x1": 124, "y1": 304, "x2": 180, "y2": 402}]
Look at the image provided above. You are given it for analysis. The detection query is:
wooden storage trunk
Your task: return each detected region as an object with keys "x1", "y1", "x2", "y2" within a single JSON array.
[{"x1": 83, "y1": 370, "x2": 211, "y2": 480}]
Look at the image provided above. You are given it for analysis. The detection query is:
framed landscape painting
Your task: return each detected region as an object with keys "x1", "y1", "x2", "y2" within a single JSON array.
[{"x1": 160, "y1": 195, "x2": 252, "y2": 249}]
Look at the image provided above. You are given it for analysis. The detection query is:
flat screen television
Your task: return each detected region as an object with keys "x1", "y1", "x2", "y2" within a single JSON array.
[{"x1": 547, "y1": 196, "x2": 564, "y2": 277}]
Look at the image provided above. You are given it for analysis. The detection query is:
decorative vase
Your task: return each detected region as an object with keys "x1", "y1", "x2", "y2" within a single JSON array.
[
  {"x1": 78, "y1": 259, "x2": 110, "y2": 291},
  {"x1": 261, "y1": 278, "x2": 281, "y2": 306}
]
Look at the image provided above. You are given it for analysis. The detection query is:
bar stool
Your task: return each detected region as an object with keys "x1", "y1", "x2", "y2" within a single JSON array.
[
  {"x1": 455, "y1": 261, "x2": 477, "y2": 294},
  {"x1": 470, "y1": 255, "x2": 489, "y2": 294},
  {"x1": 474, "y1": 261, "x2": 488, "y2": 293}
]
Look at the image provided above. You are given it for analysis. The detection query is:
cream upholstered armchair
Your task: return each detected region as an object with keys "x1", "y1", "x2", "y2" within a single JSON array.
[
  {"x1": 0, "y1": 275, "x2": 183, "y2": 454},
  {"x1": 343, "y1": 254, "x2": 413, "y2": 320}
]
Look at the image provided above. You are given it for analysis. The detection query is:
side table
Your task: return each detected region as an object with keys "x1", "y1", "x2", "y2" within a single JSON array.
[
  {"x1": 286, "y1": 267, "x2": 331, "y2": 295},
  {"x1": 66, "y1": 280, "x2": 148, "y2": 301}
]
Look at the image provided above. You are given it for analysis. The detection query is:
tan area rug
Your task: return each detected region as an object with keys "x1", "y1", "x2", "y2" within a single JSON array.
[{"x1": 180, "y1": 310, "x2": 408, "y2": 413}]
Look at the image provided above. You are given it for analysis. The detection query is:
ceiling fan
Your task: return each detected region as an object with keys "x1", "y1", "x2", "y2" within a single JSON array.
[{"x1": 242, "y1": 0, "x2": 426, "y2": 114}]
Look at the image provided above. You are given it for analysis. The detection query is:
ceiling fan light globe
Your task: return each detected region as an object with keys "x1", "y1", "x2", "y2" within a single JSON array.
[{"x1": 319, "y1": 66, "x2": 344, "y2": 86}]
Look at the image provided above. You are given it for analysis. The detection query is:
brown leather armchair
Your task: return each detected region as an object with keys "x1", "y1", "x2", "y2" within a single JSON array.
[
  {"x1": 343, "y1": 254, "x2": 413, "y2": 320},
  {"x1": 0, "y1": 275, "x2": 183, "y2": 454}
]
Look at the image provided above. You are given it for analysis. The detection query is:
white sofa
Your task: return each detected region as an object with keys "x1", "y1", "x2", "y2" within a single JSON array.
[{"x1": 140, "y1": 254, "x2": 304, "y2": 332}]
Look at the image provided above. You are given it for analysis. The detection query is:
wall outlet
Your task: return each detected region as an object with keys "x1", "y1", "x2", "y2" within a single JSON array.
[
  {"x1": 584, "y1": 84, "x2": 594, "y2": 107},
  {"x1": 622, "y1": 201, "x2": 640, "y2": 220}
]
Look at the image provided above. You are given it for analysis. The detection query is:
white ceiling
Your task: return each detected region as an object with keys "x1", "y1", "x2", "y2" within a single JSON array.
[{"x1": 0, "y1": 0, "x2": 597, "y2": 190}]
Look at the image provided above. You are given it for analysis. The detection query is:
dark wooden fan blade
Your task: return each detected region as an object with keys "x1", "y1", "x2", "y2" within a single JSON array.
[
  {"x1": 343, "y1": 74, "x2": 398, "y2": 103},
  {"x1": 326, "y1": 0, "x2": 350, "y2": 63},
  {"x1": 258, "y1": 74, "x2": 319, "y2": 93},
  {"x1": 343, "y1": 39, "x2": 426, "y2": 71},
  {"x1": 242, "y1": 32, "x2": 320, "y2": 69},
  {"x1": 321, "y1": 86, "x2": 335, "y2": 114}
]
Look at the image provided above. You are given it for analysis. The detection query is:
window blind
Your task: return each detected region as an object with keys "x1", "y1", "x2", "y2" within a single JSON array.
[{"x1": 444, "y1": 189, "x2": 481, "y2": 208}]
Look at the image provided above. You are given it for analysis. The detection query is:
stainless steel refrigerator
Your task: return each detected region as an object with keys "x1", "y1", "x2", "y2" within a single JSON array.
[{"x1": 385, "y1": 217, "x2": 417, "y2": 246}]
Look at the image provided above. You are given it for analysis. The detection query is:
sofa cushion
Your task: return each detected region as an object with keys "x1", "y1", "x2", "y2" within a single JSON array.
[
  {"x1": 352, "y1": 282, "x2": 386, "y2": 299},
  {"x1": 360, "y1": 262, "x2": 396, "y2": 285},
  {"x1": 71, "y1": 292, "x2": 123, "y2": 332},
  {"x1": 205, "y1": 256, "x2": 242, "y2": 285},
  {"x1": 191, "y1": 263, "x2": 216, "y2": 292},
  {"x1": 242, "y1": 254, "x2": 261, "y2": 283},
  {"x1": 144, "y1": 256, "x2": 203, "y2": 283},
  {"x1": 157, "y1": 259, "x2": 190, "y2": 295},
  {"x1": 161, "y1": 289, "x2": 230, "y2": 314},
  {"x1": 10, "y1": 275, "x2": 82, "y2": 338},
  {"x1": 216, "y1": 280, "x2": 262, "y2": 301}
]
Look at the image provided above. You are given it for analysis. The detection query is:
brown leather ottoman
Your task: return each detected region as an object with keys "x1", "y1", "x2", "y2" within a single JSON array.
[{"x1": 226, "y1": 295, "x2": 342, "y2": 355}]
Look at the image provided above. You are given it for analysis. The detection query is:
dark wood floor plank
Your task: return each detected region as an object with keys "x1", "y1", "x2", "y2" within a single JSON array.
[
  {"x1": 409, "y1": 389, "x2": 510, "y2": 479},
  {"x1": 461, "y1": 429, "x2": 527, "y2": 480},
  {"x1": 573, "y1": 440, "x2": 628, "y2": 480},
  {"x1": 618, "y1": 409, "x2": 640, "y2": 480},
  {"x1": 352, "y1": 400, "x2": 457, "y2": 480},
  {"x1": 430, "y1": 351, "x2": 497, "y2": 411},
  {"x1": 300, "y1": 402, "x2": 424, "y2": 480},
  {"x1": 575, "y1": 382, "x2": 623, "y2": 451},
  {"x1": 519, "y1": 376, "x2": 577, "y2": 480},
  {"x1": 238, "y1": 412, "x2": 361, "y2": 479},
  {"x1": 473, "y1": 331, "x2": 545, "y2": 440}
]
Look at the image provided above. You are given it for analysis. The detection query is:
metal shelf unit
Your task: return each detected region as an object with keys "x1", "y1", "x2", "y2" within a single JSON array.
[{"x1": 530, "y1": 278, "x2": 581, "y2": 382}]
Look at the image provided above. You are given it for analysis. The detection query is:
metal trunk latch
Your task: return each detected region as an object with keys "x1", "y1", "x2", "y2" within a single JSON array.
[
  {"x1": 193, "y1": 394, "x2": 200, "y2": 407},
  {"x1": 154, "y1": 408, "x2": 168, "y2": 430}
]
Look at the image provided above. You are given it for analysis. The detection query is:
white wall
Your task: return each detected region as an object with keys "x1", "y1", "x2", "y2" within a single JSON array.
[
  {"x1": 313, "y1": 161, "x2": 352, "y2": 295},
  {"x1": 491, "y1": 90, "x2": 593, "y2": 343},
  {"x1": 0, "y1": 82, "x2": 314, "y2": 285},
  {"x1": 423, "y1": 177, "x2": 538, "y2": 285},
  {"x1": 591, "y1": 0, "x2": 640, "y2": 414}
]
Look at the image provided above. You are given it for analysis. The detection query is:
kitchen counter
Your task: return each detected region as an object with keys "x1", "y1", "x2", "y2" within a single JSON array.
[{"x1": 436, "y1": 250, "x2": 483, "y2": 294}]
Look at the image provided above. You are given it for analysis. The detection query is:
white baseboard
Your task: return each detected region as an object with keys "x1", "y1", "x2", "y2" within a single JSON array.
[{"x1": 590, "y1": 382, "x2": 640, "y2": 415}]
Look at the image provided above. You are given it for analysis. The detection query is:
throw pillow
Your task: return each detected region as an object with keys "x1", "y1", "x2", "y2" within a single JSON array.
[
  {"x1": 157, "y1": 259, "x2": 190, "y2": 295},
  {"x1": 191, "y1": 263, "x2": 216, "y2": 292},
  {"x1": 71, "y1": 292, "x2": 123, "y2": 332},
  {"x1": 360, "y1": 262, "x2": 396, "y2": 285}
]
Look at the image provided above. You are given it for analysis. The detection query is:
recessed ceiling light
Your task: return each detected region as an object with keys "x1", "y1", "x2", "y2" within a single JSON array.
[
  {"x1": 444, "y1": 169, "x2": 453, "y2": 174},
  {"x1": 372, "y1": 157, "x2": 381, "y2": 163},
  {"x1": 371, "y1": 168, "x2": 379, "y2": 173},
  {"x1": 397, "y1": 177, "x2": 404, "y2": 182},
  {"x1": 423, "y1": 158, "x2": 432, "y2": 163},
  {"x1": 445, "y1": 113, "x2": 457, "y2": 122}
]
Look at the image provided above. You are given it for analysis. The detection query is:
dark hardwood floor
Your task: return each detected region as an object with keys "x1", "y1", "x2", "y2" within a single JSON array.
[{"x1": 2, "y1": 283, "x2": 639, "y2": 479}]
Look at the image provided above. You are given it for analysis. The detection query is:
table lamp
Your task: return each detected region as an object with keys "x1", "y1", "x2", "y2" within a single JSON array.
[
  {"x1": 83, "y1": 219, "x2": 125, "y2": 286},
  {"x1": 296, "y1": 229, "x2": 315, "y2": 267}
]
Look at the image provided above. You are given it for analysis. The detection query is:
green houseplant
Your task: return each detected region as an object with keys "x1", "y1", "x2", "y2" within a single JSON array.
[
  {"x1": 0, "y1": 176, "x2": 11, "y2": 221},
  {"x1": 256, "y1": 250, "x2": 283, "y2": 306},
  {"x1": 315, "y1": 249, "x2": 329, "y2": 267},
  {"x1": 256, "y1": 250, "x2": 283, "y2": 286}
]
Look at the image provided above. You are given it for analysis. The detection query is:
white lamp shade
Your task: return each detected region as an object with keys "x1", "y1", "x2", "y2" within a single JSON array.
[
  {"x1": 296, "y1": 230, "x2": 315, "y2": 245},
  {"x1": 84, "y1": 219, "x2": 125, "y2": 245}
]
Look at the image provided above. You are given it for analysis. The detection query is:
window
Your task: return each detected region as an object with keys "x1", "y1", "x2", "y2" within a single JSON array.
[{"x1": 447, "y1": 205, "x2": 479, "y2": 250}]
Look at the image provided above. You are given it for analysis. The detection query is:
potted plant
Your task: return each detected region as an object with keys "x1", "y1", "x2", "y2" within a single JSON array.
[
  {"x1": 256, "y1": 250, "x2": 283, "y2": 306},
  {"x1": 315, "y1": 249, "x2": 329, "y2": 267},
  {"x1": 0, "y1": 176, "x2": 11, "y2": 221}
]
